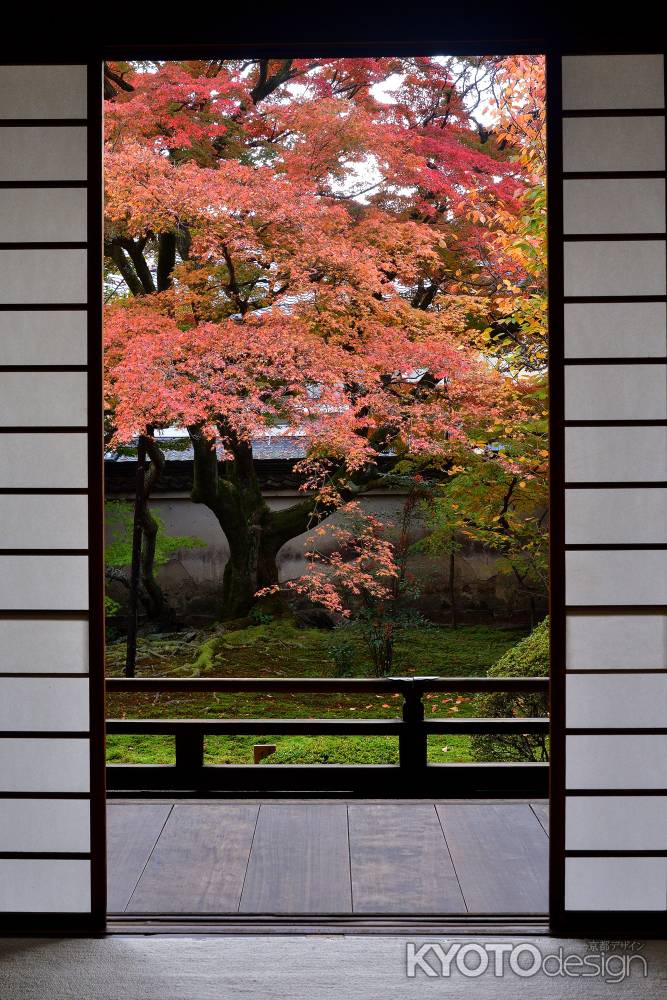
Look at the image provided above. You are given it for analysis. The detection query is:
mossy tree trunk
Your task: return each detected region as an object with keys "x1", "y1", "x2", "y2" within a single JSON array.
[
  {"x1": 124, "y1": 434, "x2": 169, "y2": 675},
  {"x1": 189, "y1": 426, "x2": 317, "y2": 620},
  {"x1": 138, "y1": 435, "x2": 170, "y2": 622}
]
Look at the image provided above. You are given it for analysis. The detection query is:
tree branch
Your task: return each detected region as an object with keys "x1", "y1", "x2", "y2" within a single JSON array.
[
  {"x1": 119, "y1": 237, "x2": 156, "y2": 294},
  {"x1": 105, "y1": 240, "x2": 144, "y2": 297},
  {"x1": 156, "y1": 232, "x2": 177, "y2": 292}
]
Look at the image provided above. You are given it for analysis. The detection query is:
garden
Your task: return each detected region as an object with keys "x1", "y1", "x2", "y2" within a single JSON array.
[{"x1": 102, "y1": 54, "x2": 548, "y2": 768}]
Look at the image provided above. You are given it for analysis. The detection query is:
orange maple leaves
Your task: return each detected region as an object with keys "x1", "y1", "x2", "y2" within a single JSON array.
[{"x1": 104, "y1": 56, "x2": 543, "y2": 487}]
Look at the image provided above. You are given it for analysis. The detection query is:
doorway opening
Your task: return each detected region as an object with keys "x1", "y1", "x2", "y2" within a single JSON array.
[{"x1": 102, "y1": 52, "x2": 549, "y2": 924}]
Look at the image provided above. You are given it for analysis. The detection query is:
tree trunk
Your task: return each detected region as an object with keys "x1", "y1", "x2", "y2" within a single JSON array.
[
  {"x1": 124, "y1": 435, "x2": 147, "y2": 677},
  {"x1": 139, "y1": 504, "x2": 169, "y2": 622},
  {"x1": 220, "y1": 524, "x2": 282, "y2": 620},
  {"x1": 104, "y1": 230, "x2": 175, "y2": 623},
  {"x1": 189, "y1": 426, "x2": 316, "y2": 620},
  {"x1": 139, "y1": 436, "x2": 169, "y2": 623}
]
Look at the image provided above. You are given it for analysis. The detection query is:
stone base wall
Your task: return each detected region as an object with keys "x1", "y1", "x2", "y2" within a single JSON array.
[{"x1": 106, "y1": 493, "x2": 547, "y2": 625}]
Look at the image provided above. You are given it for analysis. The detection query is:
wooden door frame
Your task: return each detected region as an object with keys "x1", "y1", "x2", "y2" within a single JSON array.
[{"x1": 3, "y1": 15, "x2": 662, "y2": 936}]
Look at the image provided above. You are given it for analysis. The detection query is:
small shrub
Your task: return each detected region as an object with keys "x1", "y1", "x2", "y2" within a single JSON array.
[
  {"x1": 104, "y1": 593, "x2": 123, "y2": 642},
  {"x1": 249, "y1": 607, "x2": 274, "y2": 627},
  {"x1": 470, "y1": 617, "x2": 549, "y2": 762},
  {"x1": 105, "y1": 594, "x2": 121, "y2": 617},
  {"x1": 327, "y1": 630, "x2": 358, "y2": 677}
]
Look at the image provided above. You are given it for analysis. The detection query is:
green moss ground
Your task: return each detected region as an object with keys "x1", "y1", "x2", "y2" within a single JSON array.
[{"x1": 106, "y1": 621, "x2": 527, "y2": 765}]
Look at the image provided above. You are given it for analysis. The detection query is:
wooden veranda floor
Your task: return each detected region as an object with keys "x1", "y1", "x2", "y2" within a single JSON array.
[{"x1": 107, "y1": 799, "x2": 549, "y2": 916}]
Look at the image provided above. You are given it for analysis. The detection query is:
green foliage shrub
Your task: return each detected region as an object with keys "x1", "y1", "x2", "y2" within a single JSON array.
[
  {"x1": 327, "y1": 629, "x2": 358, "y2": 677},
  {"x1": 248, "y1": 607, "x2": 274, "y2": 627},
  {"x1": 470, "y1": 617, "x2": 549, "y2": 762},
  {"x1": 104, "y1": 594, "x2": 121, "y2": 617}
]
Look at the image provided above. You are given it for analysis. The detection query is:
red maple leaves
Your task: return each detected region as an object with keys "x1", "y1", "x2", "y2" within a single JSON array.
[{"x1": 104, "y1": 56, "x2": 541, "y2": 481}]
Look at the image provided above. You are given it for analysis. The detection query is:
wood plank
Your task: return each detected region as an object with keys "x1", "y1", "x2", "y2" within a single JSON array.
[
  {"x1": 106, "y1": 803, "x2": 172, "y2": 912},
  {"x1": 239, "y1": 803, "x2": 352, "y2": 914},
  {"x1": 531, "y1": 800, "x2": 549, "y2": 836},
  {"x1": 436, "y1": 803, "x2": 549, "y2": 914},
  {"x1": 126, "y1": 803, "x2": 259, "y2": 913},
  {"x1": 348, "y1": 804, "x2": 465, "y2": 913}
]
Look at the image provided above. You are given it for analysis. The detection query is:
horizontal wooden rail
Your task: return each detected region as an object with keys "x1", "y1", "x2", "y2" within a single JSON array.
[
  {"x1": 105, "y1": 762, "x2": 549, "y2": 796},
  {"x1": 105, "y1": 674, "x2": 549, "y2": 796},
  {"x1": 107, "y1": 717, "x2": 548, "y2": 737},
  {"x1": 106, "y1": 676, "x2": 548, "y2": 693},
  {"x1": 107, "y1": 718, "x2": 406, "y2": 736}
]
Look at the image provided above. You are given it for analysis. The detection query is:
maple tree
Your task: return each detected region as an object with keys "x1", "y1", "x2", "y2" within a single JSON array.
[
  {"x1": 264, "y1": 482, "x2": 427, "y2": 675},
  {"x1": 103, "y1": 56, "x2": 544, "y2": 621}
]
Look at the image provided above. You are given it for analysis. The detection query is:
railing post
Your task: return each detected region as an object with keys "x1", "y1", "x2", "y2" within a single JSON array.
[
  {"x1": 399, "y1": 679, "x2": 427, "y2": 778},
  {"x1": 175, "y1": 731, "x2": 205, "y2": 786}
]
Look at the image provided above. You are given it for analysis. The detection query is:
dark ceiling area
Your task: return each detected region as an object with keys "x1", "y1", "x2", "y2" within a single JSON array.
[{"x1": 8, "y1": 5, "x2": 659, "y2": 60}]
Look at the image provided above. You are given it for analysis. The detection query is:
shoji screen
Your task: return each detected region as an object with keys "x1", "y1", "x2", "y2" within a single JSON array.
[
  {"x1": 550, "y1": 52, "x2": 667, "y2": 933},
  {"x1": 0, "y1": 64, "x2": 105, "y2": 931}
]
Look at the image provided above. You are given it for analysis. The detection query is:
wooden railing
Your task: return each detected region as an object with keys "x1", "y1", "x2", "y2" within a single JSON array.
[{"x1": 105, "y1": 676, "x2": 549, "y2": 796}]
